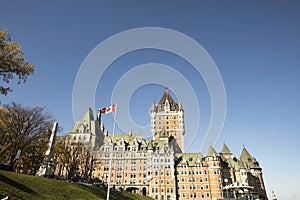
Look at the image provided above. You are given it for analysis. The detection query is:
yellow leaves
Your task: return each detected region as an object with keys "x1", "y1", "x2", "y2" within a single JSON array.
[{"x1": 0, "y1": 28, "x2": 35, "y2": 95}]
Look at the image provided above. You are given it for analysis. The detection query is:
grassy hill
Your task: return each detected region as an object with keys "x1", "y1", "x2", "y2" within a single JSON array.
[{"x1": 0, "y1": 171, "x2": 153, "y2": 200}]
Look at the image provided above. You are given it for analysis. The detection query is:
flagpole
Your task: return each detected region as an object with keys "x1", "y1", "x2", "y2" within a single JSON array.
[{"x1": 106, "y1": 101, "x2": 117, "y2": 200}]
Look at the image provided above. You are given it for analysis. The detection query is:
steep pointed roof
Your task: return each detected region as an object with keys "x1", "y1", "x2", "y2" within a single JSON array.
[
  {"x1": 240, "y1": 147, "x2": 253, "y2": 161},
  {"x1": 238, "y1": 159, "x2": 246, "y2": 169},
  {"x1": 151, "y1": 99, "x2": 156, "y2": 112},
  {"x1": 82, "y1": 107, "x2": 94, "y2": 122},
  {"x1": 222, "y1": 143, "x2": 232, "y2": 154},
  {"x1": 239, "y1": 147, "x2": 261, "y2": 169},
  {"x1": 158, "y1": 88, "x2": 179, "y2": 111},
  {"x1": 178, "y1": 100, "x2": 183, "y2": 111},
  {"x1": 207, "y1": 145, "x2": 218, "y2": 157},
  {"x1": 70, "y1": 107, "x2": 94, "y2": 133}
]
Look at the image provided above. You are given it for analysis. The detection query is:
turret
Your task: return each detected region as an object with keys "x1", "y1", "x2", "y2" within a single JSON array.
[{"x1": 152, "y1": 99, "x2": 156, "y2": 112}]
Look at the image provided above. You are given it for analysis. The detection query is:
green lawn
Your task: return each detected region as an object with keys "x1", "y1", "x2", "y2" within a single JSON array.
[{"x1": 0, "y1": 171, "x2": 153, "y2": 200}]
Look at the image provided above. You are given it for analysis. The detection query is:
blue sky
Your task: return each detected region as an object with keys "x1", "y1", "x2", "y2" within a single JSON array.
[{"x1": 1, "y1": 1, "x2": 300, "y2": 199}]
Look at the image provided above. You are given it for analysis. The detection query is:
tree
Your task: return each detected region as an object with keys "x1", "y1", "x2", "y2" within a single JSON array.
[
  {"x1": 17, "y1": 133, "x2": 49, "y2": 175},
  {"x1": 0, "y1": 102, "x2": 55, "y2": 169},
  {"x1": 66, "y1": 142, "x2": 92, "y2": 181},
  {"x1": 0, "y1": 28, "x2": 34, "y2": 95}
]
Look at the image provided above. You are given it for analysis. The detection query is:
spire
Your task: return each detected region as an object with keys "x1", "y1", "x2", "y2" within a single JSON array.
[
  {"x1": 152, "y1": 99, "x2": 156, "y2": 112},
  {"x1": 82, "y1": 107, "x2": 94, "y2": 122},
  {"x1": 178, "y1": 100, "x2": 183, "y2": 111},
  {"x1": 240, "y1": 147, "x2": 253, "y2": 161},
  {"x1": 222, "y1": 143, "x2": 232, "y2": 154},
  {"x1": 158, "y1": 88, "x2": 178, "y2": 111},
  {"x1": 207, "y1": 144, "x2": 217, "y2": 157},
  {"x1": 271, "y1": 191, "x2": 277, "y2": 200},
  {"x1": 97, "y1": 109, "x2": 101, "y2": 122}
]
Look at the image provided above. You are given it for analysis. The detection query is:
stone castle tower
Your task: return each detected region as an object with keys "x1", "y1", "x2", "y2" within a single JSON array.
[{"x1": 150, "y1": 88, "x2": 185, "y2": 153}]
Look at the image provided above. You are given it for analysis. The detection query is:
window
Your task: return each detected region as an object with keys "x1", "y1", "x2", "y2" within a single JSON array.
[
  {"x1": 130, "y1": 173, "x2": 136, "y2": 178},
  {"x1": 206, "y1": 193, "x2": 210, "y2": 198},
  {"x1": 104, "y1": 166, "x2": 109, "y2": 171},
  {"x1": 131, "y1": 166, "x2": 136, "y2": 171}
]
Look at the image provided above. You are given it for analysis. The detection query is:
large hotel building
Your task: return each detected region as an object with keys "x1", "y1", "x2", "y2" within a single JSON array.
[{"x1": 57, "y1": 88, "x2": 268, "y2": 200}]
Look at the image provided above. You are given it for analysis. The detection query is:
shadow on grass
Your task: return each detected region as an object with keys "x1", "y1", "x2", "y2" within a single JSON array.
[
  {"x1": 0, "y1": 173, "x2": 37, "y2": 195},
  {"x1": 76, "y1": 185, "x2": 144, "y2": 200}
]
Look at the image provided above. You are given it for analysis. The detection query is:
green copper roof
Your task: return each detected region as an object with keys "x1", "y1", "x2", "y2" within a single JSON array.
[
  {"x1": 177, "y1": 153, "x2": 206, "y2": 166},
  {"x1": 222, "y1": 143, "x2": 232, "y2": 154},
  {"x1": 207, "y1": 145, "x2": 218, "y2": 157},
  {"x1": 239, "y1": 147, "x2": 261, "y2": 169},
  {"x1": 240, "y1": 147, "x2": 253, "y2": 161},
  {"x1": 108, "y1": 133, "x2": 142, "y2": 141}
]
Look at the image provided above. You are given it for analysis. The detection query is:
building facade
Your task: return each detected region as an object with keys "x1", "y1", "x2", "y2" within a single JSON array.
[
  {"x1": 151, "y1": 88, "x2": 185, "y2": 153},
  {"x1": 60, "y1": 89, "x2": 268, "y2": 200}
]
